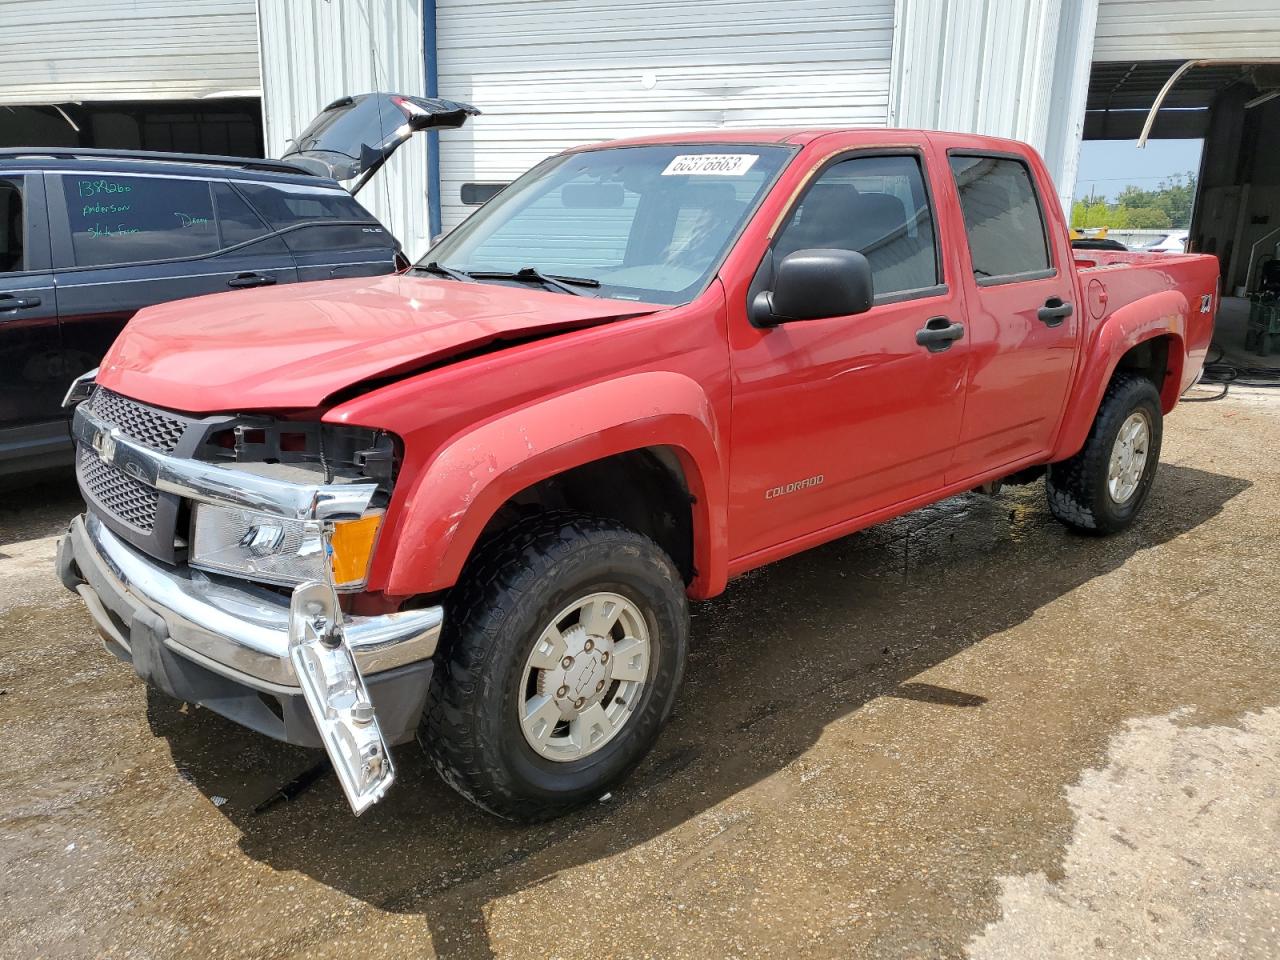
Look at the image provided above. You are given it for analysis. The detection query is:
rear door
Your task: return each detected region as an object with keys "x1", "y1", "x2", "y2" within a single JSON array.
[
  {"x1": 47, "y1": 170, "x2": 298, "y2": 368},
  {"x1": 940, "y1": 150, "x2": 1079, "y2": 480},
  {"x1": 0, "y1": 171, "x2": 67, "y2": 471}
]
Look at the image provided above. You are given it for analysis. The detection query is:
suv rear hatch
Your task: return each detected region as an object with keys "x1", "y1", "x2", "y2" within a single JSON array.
[{"x1": 282, "y1": 93, "x2": 479, "y2": 195}]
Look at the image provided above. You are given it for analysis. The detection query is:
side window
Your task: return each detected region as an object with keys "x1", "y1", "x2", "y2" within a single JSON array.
[
  {"x1": 948, "y1": 155, "x2": 1051, "y2": 281},
  {"x1": 62, "y1": 175, "x2": 219, "y2": 267},
  {"x1": 773, "y1": 154, "x2": 939, "y2": 298},
  {"x1": 233, "y1": 181, "x2": 388, "y2": 254},
  {"x1": 0, "y1": 177, "x2": 25, "y2": 273},
  {"x1": 212, "y1": 182, "x2": 272, "y2": 248}
]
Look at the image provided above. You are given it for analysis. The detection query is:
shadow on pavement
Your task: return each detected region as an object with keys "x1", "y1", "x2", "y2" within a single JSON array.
[
  {"x1": 146, "y1": 463, "x2": 1249, "y2": 958},
  {"x1": 0, "y1": 470, "x2": 81, "y2": 547}
]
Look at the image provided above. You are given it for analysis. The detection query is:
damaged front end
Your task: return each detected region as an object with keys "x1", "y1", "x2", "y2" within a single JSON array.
[{"x1": 58, "y1": 371, "x2": 435, "y2": 815}]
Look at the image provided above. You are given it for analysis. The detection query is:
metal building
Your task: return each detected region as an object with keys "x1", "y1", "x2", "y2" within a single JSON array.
[
  {"x1": 6, "y1": 0, "x2": 1272, "y2": 283},
  {"x1": 251, "y1": 0, "x2": 1279, "y2": 278},
  {"x1": 0, "y1": 0, "x2": 263, "y2": 155}
]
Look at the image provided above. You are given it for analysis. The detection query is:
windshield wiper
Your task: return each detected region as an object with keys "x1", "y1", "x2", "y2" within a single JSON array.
[
  {"x1": 414, "y1": 261, "x2": 477, "y2": 283},
  {"x1": 467, "y1": 267, "x2": 600, "y2": 297}
]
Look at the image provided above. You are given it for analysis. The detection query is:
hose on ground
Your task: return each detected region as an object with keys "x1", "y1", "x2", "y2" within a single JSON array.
[{"x1": 1183, "y1": 343, "x2": 1280, "y2": 401}]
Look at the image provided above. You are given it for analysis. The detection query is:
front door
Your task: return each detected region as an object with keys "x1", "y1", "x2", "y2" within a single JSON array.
[
  {"x1": 727, "y1": 147, "x2": 971, "y2": 561},
  {"x1": 942, "y1": 152, "x2": 1079, "y2": 480},
  {"x1": 0, "y1": 172, "x2": 67, "y2": 472}
]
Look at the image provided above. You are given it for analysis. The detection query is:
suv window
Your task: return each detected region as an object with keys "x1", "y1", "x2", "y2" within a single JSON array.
[
  {"x1": 948, "y1": 155, "x2": 1051, "y2": 281},
  {"x1": 235, "y1": 181, "x2": 372, "y2": 226},
  {"x1": 0, "y1": 178, "x2": 24, "y2": 273},
  {"x1": 212, "y1": 182, "x2": 272, "y2": 248},
  {"x1": 774, "y1": 154, "x2": 939, "y2": 298},
  {"x1": 234, "y1": 181, "x2": 386, "y2": 253},
  {"x1": 63, "y1": 174, "x2": 220, "y2": 267}
]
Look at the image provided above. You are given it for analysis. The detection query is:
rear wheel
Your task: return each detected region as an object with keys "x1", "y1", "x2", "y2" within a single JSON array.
[
  {"x1": 1046, "y1": 372, "x2": 1163, "y2": 534},
  {"x1": 421, "y1": 512, "x2": 688, "y2": 821}
]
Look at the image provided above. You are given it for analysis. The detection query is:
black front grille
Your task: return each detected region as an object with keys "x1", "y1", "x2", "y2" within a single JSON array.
[
  {"x1": 75, "y1": 388, "x2": 205, "y2": 557},
  {"x1": 89, "y1": 387, "x2": 186, "y2": 453},
  {"x1": 78, "y1": 444, "x2": 159, "y2": 532}
]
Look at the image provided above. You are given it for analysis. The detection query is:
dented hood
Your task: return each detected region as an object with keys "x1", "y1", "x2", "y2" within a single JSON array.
[{"x1": 97, "y1": 274, "x2": 659, "y2": 413}]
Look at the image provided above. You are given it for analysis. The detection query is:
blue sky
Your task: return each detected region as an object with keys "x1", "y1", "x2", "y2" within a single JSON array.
[{"x1": 1075, "y1": 139, "x2": 1203, "y2": 202}]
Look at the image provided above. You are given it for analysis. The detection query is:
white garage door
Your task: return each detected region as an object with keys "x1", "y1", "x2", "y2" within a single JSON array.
[
  {"x1": 0, "y1": 0, "x2": 259, "y2": 104},
  {"x1": 435, "y1": 0, "x2": 894, "y2": 229},
  {"x1": 1094, "y1": 0, "x2": 1280, "y2": 61}
]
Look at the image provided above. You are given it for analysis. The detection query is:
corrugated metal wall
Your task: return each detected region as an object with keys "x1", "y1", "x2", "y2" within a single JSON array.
[
  {"x1": 1094, "y1": 0, "x2": 1280, "y2": 61},
  {"x1": 435, "y1": 0, "x2": 895, "y2": 229},
  {"x1": 0, "y1": 0, "x2": 260, "y2": 104},
  {"x1": 256, "y1": 0, "x2": 433, "y2": 258},
  {"x1": 889, "y1": 0, "x2": 1100, "y2": 213}
]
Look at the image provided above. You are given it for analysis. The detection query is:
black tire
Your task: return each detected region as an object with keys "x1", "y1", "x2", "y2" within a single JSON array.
[
  {"x1": 1046, "y1": 372, "x2": 1163, "y2": 535},
  {"x1": 420, "y1": 512, "x2": 689, "y2": 821}
]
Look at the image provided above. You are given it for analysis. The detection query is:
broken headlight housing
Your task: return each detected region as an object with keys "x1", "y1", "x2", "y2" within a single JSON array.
[
  {"x1": 190, "y1": 505, "x2": 383, "y2": 589},
  {"x1": 189, "y1": 421, "x2": 397, "y2": 590}
]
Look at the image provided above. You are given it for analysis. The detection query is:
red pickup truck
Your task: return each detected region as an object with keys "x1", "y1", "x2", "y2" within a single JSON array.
[{"x1": 58, "y1": 129, "x2": 1217, "y2": 817}]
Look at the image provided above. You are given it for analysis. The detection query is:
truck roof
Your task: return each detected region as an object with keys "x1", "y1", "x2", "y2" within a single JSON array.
[{"x1": 569, "y1": 127, "x2": 1036, "y2": 154}]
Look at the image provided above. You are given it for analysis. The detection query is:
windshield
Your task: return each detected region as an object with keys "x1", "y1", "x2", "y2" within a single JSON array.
[{"x1": 422, "y1": 144, "x2": 795, "y2": 304}]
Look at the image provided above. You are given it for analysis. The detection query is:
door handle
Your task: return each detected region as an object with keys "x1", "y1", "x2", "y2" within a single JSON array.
[
  {"x1": 1037, "y1": 297, "x2": 1073, "y2": 326},
  {"x1": 0, "y1": 294, "x2": 41, "y2": 311},
  {"x1": 227, "y1": 273, "x2": 278, "y2": 289},
  {"x1": 915, "y1": 316, "x2": 965, "y2": 352}
]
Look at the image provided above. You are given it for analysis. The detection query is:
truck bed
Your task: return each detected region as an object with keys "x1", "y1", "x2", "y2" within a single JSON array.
[{"x1": 1073, "y1": 250, "x2": 1219, "y2": 396}]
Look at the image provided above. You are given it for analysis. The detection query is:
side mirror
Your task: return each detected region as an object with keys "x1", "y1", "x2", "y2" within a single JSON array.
[{"x1": 750, "y1": 248, "x2": 874, "y2": 327}]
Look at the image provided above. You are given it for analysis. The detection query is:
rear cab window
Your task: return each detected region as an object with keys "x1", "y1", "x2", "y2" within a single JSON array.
[{"x1": 948, "y1": 155, "x2": 1053, "y2": 284}]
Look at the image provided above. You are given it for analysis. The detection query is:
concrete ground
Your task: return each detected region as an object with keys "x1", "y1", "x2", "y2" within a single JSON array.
[{"x1": 1, "y1": 393, "x2": 1278, "y2": 960}]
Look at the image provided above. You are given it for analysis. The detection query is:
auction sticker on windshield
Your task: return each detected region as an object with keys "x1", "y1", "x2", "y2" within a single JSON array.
[{"x1": 661, "y1": 154, "x2": 759, "y2": 176}]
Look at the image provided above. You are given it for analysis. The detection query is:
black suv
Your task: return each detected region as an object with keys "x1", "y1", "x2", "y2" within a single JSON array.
[{"x1": 0, "y1": 93, "x2": 476, "y2": 477}]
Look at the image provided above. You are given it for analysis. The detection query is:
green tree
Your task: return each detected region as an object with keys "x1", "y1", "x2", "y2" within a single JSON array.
[
  {"x1": 1154, "y1": 172, "x2": 1196, "y2": 228},
  {"x1": 1114, "y1": 173, "x2": 1196, "y2": 228},
  {"x1": 1073, "y1": 171, "x2": 1196, "y2": 231},
  {"x1": 1072, "y1": 200, "x2": 1121, "y2": 228},
  {"x1": 1124, "y1": 206, "x2": 1173, "y2": 229}
]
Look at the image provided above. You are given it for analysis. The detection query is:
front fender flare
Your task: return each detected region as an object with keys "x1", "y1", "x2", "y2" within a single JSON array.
[
  {"x1": 1051, "y1": 289, "x2": 1187, "y2": 462},
  {"x1": 372, "y1": 371, "x2": 728, "y2": 599}
]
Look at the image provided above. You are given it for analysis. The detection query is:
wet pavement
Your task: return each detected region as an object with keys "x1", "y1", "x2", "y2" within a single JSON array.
[{"x1": 2, "y1": 395, "x2": 1278, "y2": 959}]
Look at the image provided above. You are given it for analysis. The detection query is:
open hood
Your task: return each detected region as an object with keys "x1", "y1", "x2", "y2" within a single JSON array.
[{"x1": 281, "y1": 93, "x2": 480, "y2": 195}]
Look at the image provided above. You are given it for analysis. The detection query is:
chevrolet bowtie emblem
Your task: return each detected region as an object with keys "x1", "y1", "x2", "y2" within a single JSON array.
[{"x1": 91, "y1": 428, "x2": 117, "y2": 464}]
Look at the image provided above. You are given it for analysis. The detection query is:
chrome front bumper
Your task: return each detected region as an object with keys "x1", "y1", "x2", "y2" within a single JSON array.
[
  {"x1": 60, "y1": 513, "x2": 443, "y2": 813},
  {"x1": 72, "y1": 512, "x2": 441, "y2": 687}
]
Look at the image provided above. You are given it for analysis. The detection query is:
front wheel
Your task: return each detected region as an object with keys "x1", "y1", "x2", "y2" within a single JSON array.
[
  {"x1": 421, "y1": 512, "x2": 689, "y2": 821},
  {"x1": 1046, "y1": 372, "x2": 1163, "y2": 535}
]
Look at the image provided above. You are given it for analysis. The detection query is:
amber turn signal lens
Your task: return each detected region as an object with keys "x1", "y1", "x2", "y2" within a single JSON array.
[{"x1": 329, "y1": 512, "x2": 383, "y2": 587}]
